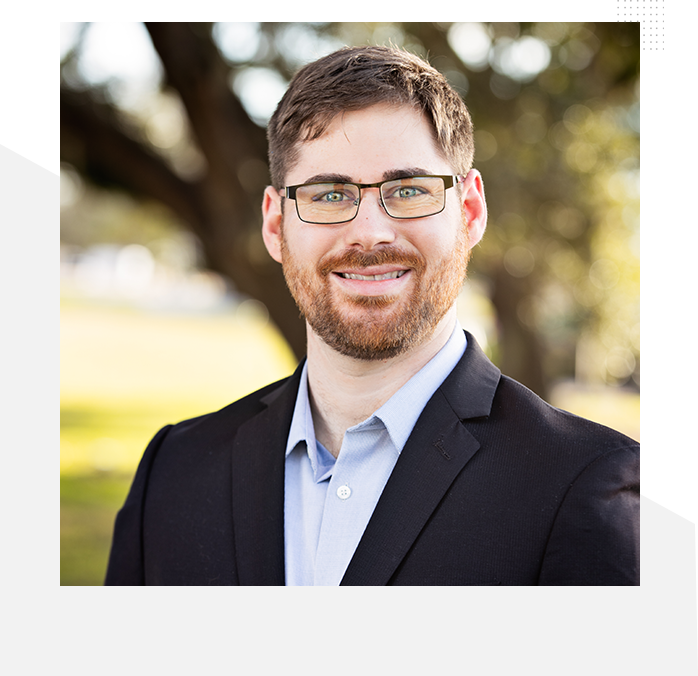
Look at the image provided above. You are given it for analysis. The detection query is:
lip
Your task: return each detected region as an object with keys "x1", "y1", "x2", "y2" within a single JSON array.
[
  {"x1": 331, "y1": 266, "x2": 412, "y2": 295},
  {"x1": 333, "y1": 265, "x2": 410, "y2": 278}
]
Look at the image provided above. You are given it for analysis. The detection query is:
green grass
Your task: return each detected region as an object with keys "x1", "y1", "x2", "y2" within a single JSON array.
[
  {"x1": 60, "y1": 299, "x2": 298, "y2": 474},
  {"x1": 60, "y1": 298, "x2": 298, "y2": 585},
  {"x1": 60, "y1": 472, "x2": 133, "y2": 586}
]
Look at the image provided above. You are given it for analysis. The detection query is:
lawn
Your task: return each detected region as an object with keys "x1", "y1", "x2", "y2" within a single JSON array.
[
  {"x1": 60, "y1": 297, "x2": 297, "y2": 585},
  {"x1": 60, "y1": 296, "x2": 639, "y2": 585}
]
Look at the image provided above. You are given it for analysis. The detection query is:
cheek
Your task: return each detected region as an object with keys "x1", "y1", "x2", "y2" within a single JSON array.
[
  {"x1": 281, "y1": 224, "x2": 335, "y2": 269},
  {"x1": 413, "y1": 226, "x2": 463, "y2": 263}
]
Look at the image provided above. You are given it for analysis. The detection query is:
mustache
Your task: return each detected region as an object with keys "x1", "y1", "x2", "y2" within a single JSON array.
[{"x1": 317, "y1": 246, "x2": 426, "y2": 277}]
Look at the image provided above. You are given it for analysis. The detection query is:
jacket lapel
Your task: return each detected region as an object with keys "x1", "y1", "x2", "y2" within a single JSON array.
[
  {"x1": 340, "y1": 333, "x2": 501, "y2": 586},
  {"x1": 230, "y1": 363, "x2": 303, "y2": 585}
]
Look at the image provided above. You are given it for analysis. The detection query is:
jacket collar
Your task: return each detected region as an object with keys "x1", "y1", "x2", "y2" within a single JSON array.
[{"x1": 439, "y1": 330, "x2": 501, "y2": 420}]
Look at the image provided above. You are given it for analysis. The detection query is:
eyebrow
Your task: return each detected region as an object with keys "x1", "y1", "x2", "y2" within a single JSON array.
[
  {"x1": 382, "y1": 167, "x2": 432, "y2": 182},
  {"x1": 302, "y1": 167, "x2": 433, "y2": 185}
]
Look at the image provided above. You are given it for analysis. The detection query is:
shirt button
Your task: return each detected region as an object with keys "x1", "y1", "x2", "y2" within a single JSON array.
[{"x1": 336, "y1": 485, "x2": 352, "y2": 500}]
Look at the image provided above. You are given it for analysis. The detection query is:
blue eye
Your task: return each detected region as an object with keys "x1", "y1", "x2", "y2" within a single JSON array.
[
  {"x1": 309, "y1": 185, "x2": 359, "y2": 204},
  {"x1": 397, "y1": 186, "x2": 421, "y2": 199},
  {"x1": 321, "y1": 191, "x2": 346, "y2": 202},
  {"x1": 385, "y1": 185, "x2": 428, "y2": 201}
]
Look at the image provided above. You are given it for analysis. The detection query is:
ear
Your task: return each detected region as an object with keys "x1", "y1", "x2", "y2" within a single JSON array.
[
  {"x1": 459, "y1": 169, "x2": 488, "y2": 248},
  {"x1": 261, "y1": 185, "x2": 284, "y2": 264}
]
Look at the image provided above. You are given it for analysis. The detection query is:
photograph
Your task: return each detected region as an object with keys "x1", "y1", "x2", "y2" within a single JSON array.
[{"x1": 59, "y1": 21, "x2": 641, "y2": 587}]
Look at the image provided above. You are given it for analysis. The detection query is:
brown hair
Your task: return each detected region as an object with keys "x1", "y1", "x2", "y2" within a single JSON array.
[{"x1": 266, "y1": 45, "x2": 474, "y2": 188}]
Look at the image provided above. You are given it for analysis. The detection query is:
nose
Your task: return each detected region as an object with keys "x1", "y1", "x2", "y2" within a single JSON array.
[{"x1": 344, "y1": 187, "x2": 397, "y2": 250}]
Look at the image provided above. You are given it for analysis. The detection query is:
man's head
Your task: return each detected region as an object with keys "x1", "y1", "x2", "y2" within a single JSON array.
[
  {"x1": 266, "y1": 45, "x2": 475, "y2": 190},
  {"x1": 262, "y1": 46, "x2": 487, "y2": 361}
]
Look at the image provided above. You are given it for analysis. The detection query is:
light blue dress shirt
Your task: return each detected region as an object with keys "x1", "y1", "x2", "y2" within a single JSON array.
[{"x1": 284, "y1": 323, "x2": 467, "y2": 586}]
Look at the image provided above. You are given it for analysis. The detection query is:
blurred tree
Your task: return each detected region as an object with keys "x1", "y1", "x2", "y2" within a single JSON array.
[
  {"x1": 60, "y1": 22, "x2": 640, "y2": 398},
  {"x1": 61, "y1": 22, "x2": 306, "y2": 358}
]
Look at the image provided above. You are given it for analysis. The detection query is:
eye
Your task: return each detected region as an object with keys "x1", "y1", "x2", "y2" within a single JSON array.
[
  {"x1": 310, "y1": 185, "x2": 358, "y2": 204},
  {"x1": 320, "y1": 191, "x2": 347, "y2": 202},
  {"x1": 385, "y1": 184, "x2": 428, "y2": 200},
  {"x1": 396, "y1": 186, "x2": 422, "y2": 199}
]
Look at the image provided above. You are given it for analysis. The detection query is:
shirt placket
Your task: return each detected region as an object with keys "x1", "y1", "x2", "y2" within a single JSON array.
[{"x1": 312, "y1": 422, "x2": 393, "y2": 586}]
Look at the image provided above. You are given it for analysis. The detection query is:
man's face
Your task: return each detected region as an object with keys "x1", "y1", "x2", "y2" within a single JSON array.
[{"x1": 263, "y1": 103, "x2": 484, "y2": 360}]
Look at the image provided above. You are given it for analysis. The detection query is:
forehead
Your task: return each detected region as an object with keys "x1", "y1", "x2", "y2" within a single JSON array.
[{"x1": 287, "y1": 103, "x2": 450, "y2": 184}]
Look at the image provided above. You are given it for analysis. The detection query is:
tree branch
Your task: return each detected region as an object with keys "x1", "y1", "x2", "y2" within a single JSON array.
[{"x1": 60, "y1": 86, "x2": 207, "y2": 236}]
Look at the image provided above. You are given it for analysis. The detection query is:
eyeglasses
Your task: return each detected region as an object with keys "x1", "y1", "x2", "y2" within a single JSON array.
[{"x1": 282, "y1": 175, "x2": 464, "y2": 224}]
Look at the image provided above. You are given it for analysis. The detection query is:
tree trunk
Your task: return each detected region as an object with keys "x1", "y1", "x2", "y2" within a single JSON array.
[
  {"x1": 60, "y1": 23, "x2": 307, "y2": 361},
  {"x1": 490, "y1": 263, "x2": 548, "y2": 400}
]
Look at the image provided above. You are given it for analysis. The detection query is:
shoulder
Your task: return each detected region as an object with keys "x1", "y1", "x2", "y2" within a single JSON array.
[
  {"x1": 447, "y1": 333, "x2": 638, "y2": 460},
  {"x1": 465, "y1": 372, "x2": 639, "y2": 502},
  {"x1": 493, "y1": 374, "x2": 638, "y2": 454},
  {"x1": 160, "y1": 372, "x2": 298, "y2": 448},
  {"x1": 128, "y1": 371, "x2": 299, "y2": 494}
]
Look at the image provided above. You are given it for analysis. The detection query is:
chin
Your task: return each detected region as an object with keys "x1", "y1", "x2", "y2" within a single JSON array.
[
  {"x1": 317, "y1": 327, "x2": 416, "y2": 361},
  {"x1": 282, "y1": 231, "x2": 470, "y2": 361},
  {"x1": 308, "y1": 294, "x2": 442, "y2": 361}
]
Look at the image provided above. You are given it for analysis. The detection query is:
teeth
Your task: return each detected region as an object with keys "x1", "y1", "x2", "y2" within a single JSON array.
[{"x1": 341, "y1": 270, "x2": 406, "y2": 281}]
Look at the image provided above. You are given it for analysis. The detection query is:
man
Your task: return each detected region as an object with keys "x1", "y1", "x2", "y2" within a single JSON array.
[{"x1": 105, "y1": 45, "x2": 639, "y2": 586}]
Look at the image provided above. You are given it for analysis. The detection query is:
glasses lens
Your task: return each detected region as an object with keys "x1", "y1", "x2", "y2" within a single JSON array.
[
  {"x1": 295, "y1": 183, "x2": 360, "y2": 224},
  {"x1": 380, "y1": 176, "x2": 446, "y2": 219}
]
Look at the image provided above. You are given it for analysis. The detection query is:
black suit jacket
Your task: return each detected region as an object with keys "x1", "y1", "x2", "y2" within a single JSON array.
[{"x1": 104, "y1": 332, "x2": 639, "y2": 585}]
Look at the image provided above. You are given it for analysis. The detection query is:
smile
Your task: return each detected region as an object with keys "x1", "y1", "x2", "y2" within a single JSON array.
[{"x1": 338, "y1": 270, "x2": 407, "y2": 281}]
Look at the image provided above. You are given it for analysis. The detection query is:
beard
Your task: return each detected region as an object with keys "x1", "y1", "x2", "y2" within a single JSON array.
[{"x1": 280, "y1": 224, "x2": 470, "y2": 361}]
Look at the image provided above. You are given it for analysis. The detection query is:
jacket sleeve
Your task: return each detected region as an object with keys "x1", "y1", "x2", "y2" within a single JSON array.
[
  {"x1": 538, "y1": 444, "x2": 640, "y2": 585},
  {"x1": 104, "y1": 425, "x2": 172, "y2": 585}
]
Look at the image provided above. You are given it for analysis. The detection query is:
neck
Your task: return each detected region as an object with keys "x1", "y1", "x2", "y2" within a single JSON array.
[{"x1": 306, "y1": 308, "x2": 457, "y2": 457}]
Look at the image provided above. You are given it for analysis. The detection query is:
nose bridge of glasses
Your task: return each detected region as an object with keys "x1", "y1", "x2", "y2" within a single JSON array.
[{"x1": 355, "y1": 183, "x2": 386, "y2": 211}]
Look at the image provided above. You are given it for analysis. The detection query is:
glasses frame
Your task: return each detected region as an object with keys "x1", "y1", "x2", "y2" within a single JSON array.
[{"x1": 282, "y1": 175, "x2": 465, "y2": 224}]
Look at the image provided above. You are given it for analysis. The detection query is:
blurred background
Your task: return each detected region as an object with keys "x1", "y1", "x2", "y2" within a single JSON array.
[{"x1": 60, "y1": 22, "x2": 640, "y2": 585}]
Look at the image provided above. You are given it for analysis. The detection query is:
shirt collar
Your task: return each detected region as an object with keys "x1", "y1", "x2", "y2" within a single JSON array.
[
  {"x1": 285, "y1": 360, "x2": 320, "y2": 462},
  {"x1": 369, "y1": 323, "x2": 466, "y2": 452},
  {"x1": 285, "y1": 322, "x2": 467, "y2": 463}
]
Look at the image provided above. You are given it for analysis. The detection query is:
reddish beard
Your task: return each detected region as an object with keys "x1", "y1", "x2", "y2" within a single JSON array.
[{"x1": 280, "y1": 229, "x2": 470, "y2": 361}]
